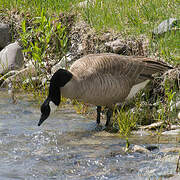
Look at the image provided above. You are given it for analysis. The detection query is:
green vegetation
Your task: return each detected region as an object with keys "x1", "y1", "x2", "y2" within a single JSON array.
[{"x1": 0, "y1": 0, "x2": 179, "y2": 138}]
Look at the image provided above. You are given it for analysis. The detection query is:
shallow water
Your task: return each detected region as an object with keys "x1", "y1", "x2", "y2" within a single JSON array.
[{"x1": 0, "y1": 90, "x2": 179, "y2": 180}]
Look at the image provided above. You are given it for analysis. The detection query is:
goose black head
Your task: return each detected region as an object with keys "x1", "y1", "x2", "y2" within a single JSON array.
[{"x1": 38, "y1": 69, "x2": 73, "y2": 126}]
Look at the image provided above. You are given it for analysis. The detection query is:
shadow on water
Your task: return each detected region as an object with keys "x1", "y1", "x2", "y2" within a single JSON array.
[{"x1": 0, "y1": 90, "x2": 179, "y2": 180}]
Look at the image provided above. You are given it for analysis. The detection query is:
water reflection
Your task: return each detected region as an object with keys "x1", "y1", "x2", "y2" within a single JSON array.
[{"x1": 0, "y1": 90, "x2": 179, "y2": 179}]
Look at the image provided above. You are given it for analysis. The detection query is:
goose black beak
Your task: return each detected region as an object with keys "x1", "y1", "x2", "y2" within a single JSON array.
[
  {"x1": 38, "y1": 98, "x2": 51, "y2": 126},
  {"x1": 38, "y1": 114, "x2": 47, "y2": 126}
]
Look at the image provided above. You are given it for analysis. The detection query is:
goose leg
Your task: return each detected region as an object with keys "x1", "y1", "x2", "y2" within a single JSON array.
[
  {"x1": 105, "y1": 108, "x2": 113, "y2": 127},
  {"x1": 96, "y1": 106, "x2": 101, "y2": 124}
]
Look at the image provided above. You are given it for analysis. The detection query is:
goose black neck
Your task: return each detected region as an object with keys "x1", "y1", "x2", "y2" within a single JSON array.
[{"x1": 48, "y1": 69, "x2": 73, "y2": 106}]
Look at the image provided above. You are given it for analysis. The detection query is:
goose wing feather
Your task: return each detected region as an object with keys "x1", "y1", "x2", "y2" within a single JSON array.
[{"x1": 66, "y1": 53, "x2": 171, "y2": 106}]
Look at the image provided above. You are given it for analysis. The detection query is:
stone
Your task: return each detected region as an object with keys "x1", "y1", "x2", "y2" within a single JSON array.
[
  {"x1": 161, "y1": 129, "x2": 180, "y2": 135},
  {"x1": 140, "y1": 121, "x2": 163, "y2": 130},
  {"x1": 178, "y1": 112, "x2": 180, "y2": 120},
  {"x1": 132, "y1": 145, "x2": 150, "y2": 153},
  {"x1": 161, "y1": 147, "x2": 180, "y2": 153},
  {"x1": 78, "y1": 0, "x2": 95, "y2": 8},
  {"x1": 51, "y1": 53, "x2": 74, "y2": 73},
  {"x1": 105, "y1": 39, "x2": 127, "y2": 54},
  {"x1": 0, "y1": 23, "x2": 11, "y2": 49},
  {"x1": 0, "y1": 42, "x2": 24, "y2": 74},
  {"x1": 168, "y1": 174, "x2": 180, "y2": 180},
  {"x1": 153, "y1": 18, "x2": 179, "y2": 36},
  {"x1": 145, "y1": 145, "x2": 159, "y2": 151}
]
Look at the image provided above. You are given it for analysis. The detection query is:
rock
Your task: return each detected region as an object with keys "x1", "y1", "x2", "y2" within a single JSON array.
[
  {"x1": 145, "y1": 145, "x2": 159, "y2": 151},
  {"x1": 132, "y1": 145, "x2": 150, "y2": 153},
  {"x1": 78, "y1": 0, "x2": 95, "y2": 8},
  {"x1": 140, "y1": 121, "x2": 163, "y2": 130},
  {"x1": 51, "y1": 53, "x2": 74, "y2": 73},
  {"x1": 153, "y1": 18, "x2": 179, "y2": 36},
  {"x1": 170, "y1": 125, "x2": 180, "y2": 130},
  {"x1": 0, "y1": 42, "x2": 24, "y2": 74},
  {"x1": 105, "y1": 39, "x2": 128, "y2": 54},
  {"x1": 0, "y1": 23, "x2": 11, "y2": 49},
  {"x1": 161, "y1": 129, "x2": 180, "y2": 135},
  {"x1": 161, "y1": 147, "x2": 180, "y2": 153},
  {"x1": 168, "y1": 174, "x2": 180, "y2": 180}
]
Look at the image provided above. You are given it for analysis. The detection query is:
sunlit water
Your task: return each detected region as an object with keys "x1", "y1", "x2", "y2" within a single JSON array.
[{"x1": 0, "y1": 90, "x2": 179, "y2": 180}]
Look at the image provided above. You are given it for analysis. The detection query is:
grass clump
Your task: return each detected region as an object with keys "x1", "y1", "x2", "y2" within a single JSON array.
[
  {"x1": 0, "y1": 0, "x2": 80, "y2": 15},
  {"x1": 79, "y1": 0, "x2": 178, "y2": 35},
  {"x1": 19, "y1": 8, "x2": 68, "y2": 71}
]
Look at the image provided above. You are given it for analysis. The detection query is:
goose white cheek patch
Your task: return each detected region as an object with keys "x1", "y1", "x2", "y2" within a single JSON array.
[{"x1": 49, "y1": 101, "x2": 58, "y2": 114}]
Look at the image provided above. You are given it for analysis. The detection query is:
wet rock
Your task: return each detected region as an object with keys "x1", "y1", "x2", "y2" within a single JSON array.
[
  {"x1": 145, "y1": 145, "x2": 159, "y2": 151},
  {"x1": 132, "y1": 145, "x2": 150, "y2": 153},
  {"x1": 0, "y1": 42, "x2": 24, "y2": 74},
  {"x1": 0, "y1": 23, "x2": 11, "y2": 49},
  {"x1": 169, "y1": 174, "x2": 180, "y2": 180},
  {"x1": 153, "y1": 18, "x2": 179, "y2": 36},
  {"x1": 162, "y1": 129, "x2": 180, "y2": 135},
  {"x1": 161, "y1": 147, "x2": 180, "y2": 153},
  {"x1": 105, "y1": 39, "x2": 128, "y2": 54}
]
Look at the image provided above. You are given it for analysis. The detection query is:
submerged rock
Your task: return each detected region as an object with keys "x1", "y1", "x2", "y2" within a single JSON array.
[
  {"x1": 0, "y1": 23, "x2": 11, "y2": 49},
  {"x1": 0, "y1": 42, "x2": 24, "y2": 74},
  {"x1": 132, "y1": 145, "x2": 150, "y2": 153},
  {"x1": 160, "y1": 147, "x2": 180, "y2": 153}
]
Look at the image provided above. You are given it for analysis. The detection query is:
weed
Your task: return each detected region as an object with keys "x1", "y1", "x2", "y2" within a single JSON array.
[{"x1": 114, "y1": 104, "x2": 138, "y2": 146}]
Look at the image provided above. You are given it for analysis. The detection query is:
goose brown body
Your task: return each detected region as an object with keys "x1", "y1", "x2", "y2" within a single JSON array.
[
  {"x1": 61, "y1": 53, "x2": 170, "y2": 107},
  {"x1": 39, "y1": 53, "x2": 172, "y2": 127}
]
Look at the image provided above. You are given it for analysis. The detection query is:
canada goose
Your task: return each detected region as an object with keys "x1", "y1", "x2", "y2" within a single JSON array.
[{"x1": 38, "y1": 53, "x2": 172, "y2": 126}]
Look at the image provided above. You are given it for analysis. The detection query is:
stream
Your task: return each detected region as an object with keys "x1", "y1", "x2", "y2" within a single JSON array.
[{"x1": 0, "y1": 90, "x2": 179, "y2": 180}]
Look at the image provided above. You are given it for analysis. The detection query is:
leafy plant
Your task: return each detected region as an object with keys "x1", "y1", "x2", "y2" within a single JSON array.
[{"x1": 20, "y1": 8, "x2": 68, "y2": 71}]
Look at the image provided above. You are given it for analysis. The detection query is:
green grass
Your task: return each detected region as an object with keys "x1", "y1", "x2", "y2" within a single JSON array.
[
  {"x1": 1, "y1": 0, "x2": 179, "y2": 63},
  {"x1": 79, "y1": 0, "x2": 179, "y2": 63},
  {"x1": 0, "y1": 0, "x2": 80, "y2": 15},
  {"x1": 79, "y1": 0, "x2": 178, "y2": 34}
]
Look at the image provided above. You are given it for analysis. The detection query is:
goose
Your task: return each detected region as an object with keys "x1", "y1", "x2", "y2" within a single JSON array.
[{"x1": 38, "y1": 53, "x2": 172, "y2": 127}]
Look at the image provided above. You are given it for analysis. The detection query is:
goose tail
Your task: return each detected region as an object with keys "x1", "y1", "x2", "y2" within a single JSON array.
[{"x1": 139, "y1": 60, "x2": 173, "y2": 81}]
